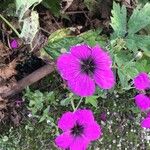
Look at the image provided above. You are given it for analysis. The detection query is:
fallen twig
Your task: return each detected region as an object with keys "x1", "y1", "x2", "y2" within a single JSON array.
[{"x1": 1, "y1": 63, "x2": 55, "y2": 98}]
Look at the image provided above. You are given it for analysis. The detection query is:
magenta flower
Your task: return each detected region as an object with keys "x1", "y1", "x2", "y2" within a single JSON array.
[
  {"x1": 57, "y1": 44, "x2": 115, "y2": 97},
  {"x1": 133, "y1": 72, "x2": 150, "y2": 128},
  {"x1": 55, "y1": 109, "x2": 102, "y2": 150},
  {"x1": 134, "y1": 72, "x2": 150, "y2": 90},
  {"x1": 141, "y1": 116, "x2": 150, "y2": 128},
  {"x1": 10, "y1": 39, "x2": 18, "y2": 49},
  {"x1": 135, "y1": 94, "x2": 150, "y2": 111}
]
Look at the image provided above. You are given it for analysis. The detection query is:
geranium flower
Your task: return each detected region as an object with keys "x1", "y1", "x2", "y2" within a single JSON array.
[
  {"x1": 134, "y1": 73, "x2": 150, "y2": 111},
  {"x1": 141, "y1": 116, "x2": 150, "y2": 128},
  {"x1": 57, "y1": 44, "x2": 115, "y2": 97},
  {"x1": 133, "y1": 72, "x2": 150, "y2": 128},
  {"x1": 134, "y1": 72, "x2": 150, "y2": 90},
  {"x1": 55, "y1": 109, "x2": 102, "y2": 150}
]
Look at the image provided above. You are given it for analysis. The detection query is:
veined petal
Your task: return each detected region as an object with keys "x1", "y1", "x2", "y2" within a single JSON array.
[
  {"x1": 67, "y1": 73, "x2": 95, "y2": 97},
  {"x1": 57, "y1": 53, "x2": 81, "y2": 80},
  {"x1": 93, "y1": 69, "x2": 115, "y2": 89},
  {"x1": 91, "y1": 45, "x2": 112, "y2": 68},
  {"x1": 70, "y1": 44, "x2": 92, "y2": 60},
  {"x1": 55, "y1": 132, "x2": 73, "y2": 149},
  {"x1": 141, "y1": 117, "x2": 150, "y2": 128},
  {"x1": 74, "y1": 109, "x2": 95, "y2": 124},
  {"x1": 58, "y1": 111, "x2": 77, "y2": 131},
  {"x1": 135, "y1": 94, "x2": 150, "y2": 111},
  {"x1": 69, "y1": 136, "x2": 89, "y2": 150},
  {"x1": 84, "y1": 122, "x2": 102, "y2": 141},
  {"x1": 134, "y1": 72, "x2": 150, "y2": 90}
]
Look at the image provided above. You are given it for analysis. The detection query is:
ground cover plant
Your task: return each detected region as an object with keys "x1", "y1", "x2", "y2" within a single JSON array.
[{"x1": 0, "y1": 0, "x2": 150, "y2": 149}]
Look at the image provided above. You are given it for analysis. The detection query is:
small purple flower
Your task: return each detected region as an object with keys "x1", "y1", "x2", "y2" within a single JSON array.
[
  {"x1": 10, "y1": 39, "x2": 18, "y2": 49},
  {"x1": 100, "y1": 112, "x2": 107, "y2": 122},
  {"x1": 57, "y1": 44, "x2": 115, "y2": 97},
  {"x1": 134, "y1": 72, "x2": 150, "y2": 90},
  {"x1": 55, "y1": 109, "x2": 102, "y2": 150}
]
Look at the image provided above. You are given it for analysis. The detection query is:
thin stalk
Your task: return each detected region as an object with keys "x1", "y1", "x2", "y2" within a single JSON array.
[
  {"x1": 74, "y1": 97, "x2": 83, "y2": 112},
  {"x1": 71, "y1": 99, "x2": 76, "y2": 111},
  {"x1": 0, "y1": 14, "x2": 20, "y2": 37}
]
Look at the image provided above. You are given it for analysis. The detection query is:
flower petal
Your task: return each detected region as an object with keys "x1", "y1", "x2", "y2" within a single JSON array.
[
  {"x1": 70, "y1": 44, "x2": 92, "y2": 59},
  {"x1": 93, "y1": 69, "x2": 115, "y2": 89},
  {"x1": 58, "y1": 112, "x2": 77, "y2": 131},
  {"x1": 68, "y1": 74, "x2": 95, "y2": 97},
  {"x1": 141, "y1": 117, "x2": 150, "y2": 128},
  {"x1": 57, "y1": 53, "x2": 81, "y2": 80},
  {"x1": 84, "y1": 122, "x2": 102, "y2": 141},
  {"x1": 55, "y1": 132, "x2": 73, "y2": 149},
  {"x1": 135, "y1": 94, "x2": 150, "y2": 111},
  {"x1": 91, "y1": 45, "x2": 112, "y2": 68},
  {"x1": 70, "y1": 137, "x2": 89, "y2": 150},
  {"x1": 75, "y1": 109, "x2": 95, "y2": 124},
  {"x1": 134, "y1": 72, "x2": 150, "y2": 90}
]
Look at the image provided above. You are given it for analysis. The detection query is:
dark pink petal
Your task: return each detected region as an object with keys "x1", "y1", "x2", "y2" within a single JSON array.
[
  {"x1": 68, "y1": 74, "x2": 95, "y2": 97},
  {"x1": 134, "y1": 72, "x2": 150, "y2": 90},
  {"x1": 141, "y1": 117, "x2": 150, "y2": 128},
  {"x1": 84, "y1": 122, "x2": 102, "y2": 141},
  {"x1": 55, "y1": 132, "x2": 73, "y2": 149},
  {"x1": 135, "y1": 94, "x2": 150, "y2": 111},
  {"x1": 58, "y1": 112, "x2": 77, "y2": 131},
  {"x1": 74, "y1": 109, "x2": 95, "y2": 124},
  {"x1": 69, "y1": 136, "x2": 89, "y2": 150},
  {"x1": 91, "y1": 45, "x2": 112, "y2": 68},
  {"x1": 57, "y1": 53, "x2": 81, "y2": 80},
  {"x1": 70, "y1": 44, "x2": 91, "y2": 59},
  {"x1": 93, "y1": 69, "x2": 115, "y2": 89}
]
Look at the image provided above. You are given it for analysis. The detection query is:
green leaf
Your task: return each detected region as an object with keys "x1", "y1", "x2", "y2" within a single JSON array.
[
  {"x1": 42, "y1": 28, "x2": 106, "y2": 59},
  {"x1": 110, "y1": 2, "x2": 127, "y2": 38},
  {"x1": 42, "y1": 0, "x2": 61, "y2": 16},
  {"x1": 60, "y1": 97, "x2": 71, "y2": 106},
  {"x1": 126, "y1": 35, "x2": 150, "y2": 54},
  {"x1": 128, "y1": 3, "x2": 150, "y2": 34},
  {"x1": 16, "y1": 0, "x2": 42, "y2": 20},
  {"x1": 85, "y1": 96, "x2": 98, "y2": 107}
]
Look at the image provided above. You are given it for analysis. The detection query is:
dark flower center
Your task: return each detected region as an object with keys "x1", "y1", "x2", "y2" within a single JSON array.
[
  {"x1": 71, "y1": 123, "x2": 84, "y2": 137},
  {"x1": 80, "y1": 57, "x2": 96, "y2": 75},
  {"x1": 145, "y1": 89, "x2": 150, "y2": 96}
]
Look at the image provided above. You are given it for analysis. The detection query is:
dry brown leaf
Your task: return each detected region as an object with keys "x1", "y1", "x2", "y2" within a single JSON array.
[
  {"x1": 0, "y1": 96, "x2": 7, "y2": 110},
  {"x1": 0, "y1": 60, "x2": 17, "y2": 80}
]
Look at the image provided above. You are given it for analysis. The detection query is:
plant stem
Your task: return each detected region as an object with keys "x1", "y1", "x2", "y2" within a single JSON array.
[
  {"x1": 0, "y1": 14, "x2": 20, "y2": 37},
  {"x1": 71, "y1": 99, "x2": 76, "y2": 111},
  {"x1": 74, "y1": 97, "x2": 83, "y2": 112}
]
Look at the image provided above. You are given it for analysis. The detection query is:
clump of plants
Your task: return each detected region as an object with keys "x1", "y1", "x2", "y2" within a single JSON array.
[{"x1": 1, "y1": 0, "x2": 150, "y2": 149}]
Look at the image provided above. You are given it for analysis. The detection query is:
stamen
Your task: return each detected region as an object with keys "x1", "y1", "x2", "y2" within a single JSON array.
[
  {"x1": 80, "y1": 57, "x2": 96, "y2": 75},
  {"x1": 71, "y1": 123, "x2": 84, "y2": 137}
]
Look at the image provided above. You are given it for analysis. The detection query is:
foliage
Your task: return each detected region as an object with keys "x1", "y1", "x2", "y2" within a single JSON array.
[
  {"x1": 110, "y1": 2, "x2": 150, "y2": 90},
  {"x1": 111, "y1": 2, "x2": 150, "y2": 54},
  {"x1": 42, "y1": 28, "x2": 106, "y2": 59},
  {"x1": 23, "y1": 87, "x2": 56, "y2": 123},
  {"x1": 42, "y1": 0, "x2": 61, "y2": 16}
]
